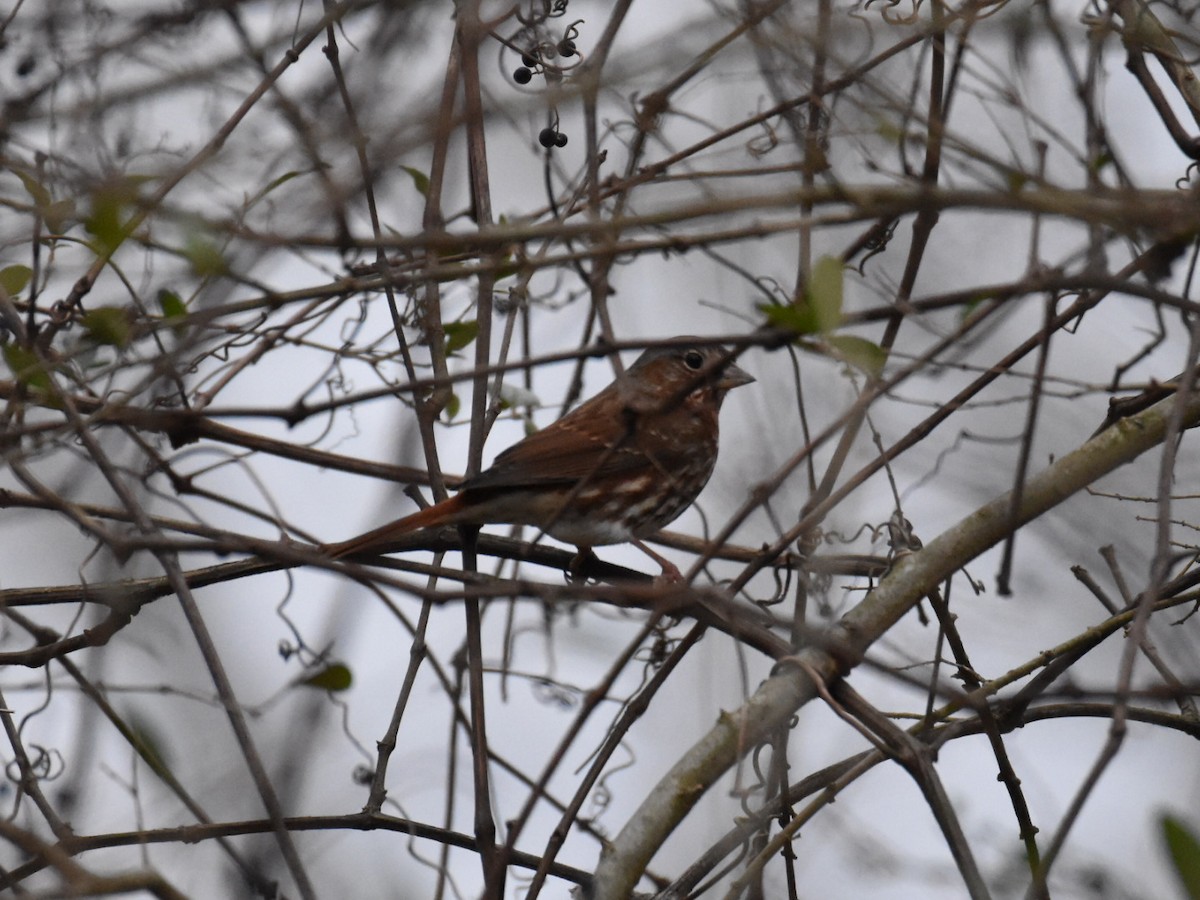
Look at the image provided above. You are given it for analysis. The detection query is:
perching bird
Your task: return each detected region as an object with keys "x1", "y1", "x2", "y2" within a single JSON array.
[{"x1": 325, "y1": 338, "x2": 754, "y2": 578}]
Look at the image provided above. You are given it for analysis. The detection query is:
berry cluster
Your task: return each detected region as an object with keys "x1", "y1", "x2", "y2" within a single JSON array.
[
  {"x1": 505, "y1": 12, "x2": 582, "y2": 152},
  {"x1": 539, "y1": 128, "x2": 568, "y2": 148},
  {"x1": 511, "y1": 37, "x2": 577, "y2": 87}
]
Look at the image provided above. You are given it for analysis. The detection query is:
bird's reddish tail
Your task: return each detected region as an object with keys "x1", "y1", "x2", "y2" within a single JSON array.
[{"x1": 323, "y1": 493, "x2": 470, "y2": 558}]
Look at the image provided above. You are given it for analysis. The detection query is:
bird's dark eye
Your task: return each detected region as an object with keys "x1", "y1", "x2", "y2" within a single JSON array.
[{"x1": 683, "y1": 350, "x2": 704, "y2": 370}]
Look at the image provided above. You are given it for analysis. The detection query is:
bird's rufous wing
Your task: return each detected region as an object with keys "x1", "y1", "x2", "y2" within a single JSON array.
[{"x1": 461, "y1": 386, "x2": 653, "y2": 492}]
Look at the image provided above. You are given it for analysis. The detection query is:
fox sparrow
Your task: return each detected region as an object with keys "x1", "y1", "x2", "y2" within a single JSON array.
[{"x1": 325, "y1": 338, "x2": 754, "y2": 577}]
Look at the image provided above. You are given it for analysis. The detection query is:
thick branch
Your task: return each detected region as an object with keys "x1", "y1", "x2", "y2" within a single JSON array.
[{"x1": 591, "y1": 377, "x2": 1200, "y2": 898}]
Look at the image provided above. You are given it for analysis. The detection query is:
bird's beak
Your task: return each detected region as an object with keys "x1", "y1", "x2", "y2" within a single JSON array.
[{"x1": 717, "y1": 362, "x2": 755, "y2": 392}]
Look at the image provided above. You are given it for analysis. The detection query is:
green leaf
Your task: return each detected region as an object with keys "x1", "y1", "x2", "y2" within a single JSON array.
[
  {"x1": 444, "y1": 392, "x2": 460, "y2": 421},
  {"x1": 759, "y1": 256, "x2": 845, "y2": 338},
  {"x1": 401, "y1": 165, "x2": 430, "y2": 197},
  {"x1": 127, "y1": 712, "x2": 173, "y2": 774},
  {"x1": 81, "y1": 306, "x2": 133, "y2": 348},
  {"x1": 157, "y1": 288, "x2": 186, "y2": 320},
  {"x1": 84, "y1": 176, "x2": 154, "y2": 255},
  {"x1": 759, "y1": 302, "x2": 818, "y2": 336},
  {"x1": 85, "y1": 191, "x2": 129, "y2": 256},
  {"x1": 1092, "y1": 150, "x2": 1115, "y2": 174},
  {"x1": 1163, "y1": 814, "x2": 1200, "y2": 900},
  {"x1": 247, "y1": 169, "x2": 303, "y2": 208},
  {"x1": 806, "y1": 255, "x2": 844, "y2": 334},
  {"x1": 184, "y1": 233, "x2": 229, "y2": 278},
  {"x1": 0, "y1": 265, "x2": 32, "y2": 296},
  {"x1": 495, "y1": 253, "x2": 518, "y2": 280},
  {"x1": 300, "y1": 663, "x2": 353, "y2": 692},
  {"x1": 444, "y1": 320, "x2": 479, "y2": 355},
  {"x1": 3, "y1": 344, "x2": 53, "y2": 394},
  {"x1": 43, "y1": 198, "x2": 76, "y2": 234},
  {"x1": 15, "y1": 171, "x2": 51, "y2": 208},
  {"x1": 14, "y1": 170, "x2": 75, "y2": 234},
  {"x1": 157, "y1": 289, "x2": 188, "y2": 339},
  {"x1": 15, "y1": 169, "x2": 51, "y2": 208},
  {"x1": 83, "y1": 176, "x2": 148, "y2": 255},
  {"x1": 827, "y1": 334, "x2": 887, "y2": 378},
  {"x1": 875, "y1": 119, "x2": 906, "y2": 144}
]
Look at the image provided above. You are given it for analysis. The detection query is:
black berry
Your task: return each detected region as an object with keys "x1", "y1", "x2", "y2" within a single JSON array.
[
  {"x1": 558, "y1": 39, "x2": 576, "y2": 57},
  {"x1": 521, "y1": 53, "x2": 538, "y2": 68},
  {"x1": 513, "y1": 67, "x2": 532, "y2": 84},
  {"x1": 538, "y1": 128, "x2": 557, "y2": 148},
  {"x1": 554, "y1": 132, "x2": 568, "y2": 147}
]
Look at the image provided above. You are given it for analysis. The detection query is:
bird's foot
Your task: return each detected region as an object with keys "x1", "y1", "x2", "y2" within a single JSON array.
[
  {"x1": 652, "y1": 562, "x2": 684, "y2": 586},
  {"x1": 634, "y1": 540, "x2": 684, "y2": 585},
  {"x1": 566, "y1": 547, "x2": 600, "y2": 584}
]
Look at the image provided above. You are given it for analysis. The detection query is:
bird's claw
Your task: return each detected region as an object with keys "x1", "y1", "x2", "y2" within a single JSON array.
[
  {"x1": 566, "y1": 548, "x2": 600, "y2": 584},
  {"x1": 652, "y1": 560, "x2": 684, "y2": 586}
]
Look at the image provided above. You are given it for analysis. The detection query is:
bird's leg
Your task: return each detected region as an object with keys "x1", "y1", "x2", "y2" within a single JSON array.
[
  {"x1": 566, "y1": 546, "x2": 599, "y2": 583},
  {"x1": 633, "y1": 540, "x2": 683, "y2": 584}
]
